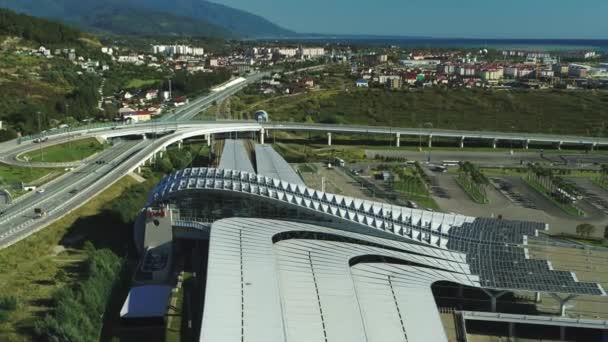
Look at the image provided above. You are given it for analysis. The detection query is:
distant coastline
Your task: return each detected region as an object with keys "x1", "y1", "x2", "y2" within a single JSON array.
[{"x1": 268, "y1": 36, "x2": 608, "y2": 51}]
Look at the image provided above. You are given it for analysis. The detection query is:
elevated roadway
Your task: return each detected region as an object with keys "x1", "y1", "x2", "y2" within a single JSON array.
[{"x1": 2, "y1": 65, "x2": 608, "y2": 249}]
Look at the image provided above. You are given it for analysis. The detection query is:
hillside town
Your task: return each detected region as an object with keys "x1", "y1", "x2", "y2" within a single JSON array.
[
  {"x1": 12, "y1": 39, "x2": 608, "y2": 127},
  {"x1": 352, "y1": 49, "x2": 608, "y2": 90}
]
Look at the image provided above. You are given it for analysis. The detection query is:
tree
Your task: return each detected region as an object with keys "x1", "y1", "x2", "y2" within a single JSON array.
[
  {"x1": 600, "y1": 164, "x2": 608, "y2": 185},
  {"x1": 576, "y1": 223, "x2": 595, "y2": 238}
]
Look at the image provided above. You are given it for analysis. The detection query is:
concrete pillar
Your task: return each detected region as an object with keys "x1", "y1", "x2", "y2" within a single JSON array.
[
  {"x1": 508, "y1": 322, "x2": 515, "y2": 338},
  {"x1": 460, "y1": 137, "x2": 465, "y2": 149},
  {"x1": 178, "y1": 140, "x2": 183, "y2": 150},
  {"x1": 557, "y1": 141, "x2": 562, "y2": 150},
  {"x1": 535, "y1": 292, "x2": 541, "y2": 303},
  {"x1": 492, "y1": 139, "x2": 498, "y2": 149},
  {"x1": 591, "y1": 142, "x2": 597, "y2": 151},
  {"x1": 206, "y1": 134, "x2": 211, "y2": 147},
  {"x1": 482, "y1": 289, "x2": 509, "y2": 312},
  {"x1": 327, "y1": 132, "x2": 332, "y2": 146},
  {"x1": 396, "y1": 133, "x2": 401, "y2": 147},
  {"x1": 457, "y1": 284, "x2": 464, "y2": 298},
  {"x1": 524, "y1": 139, "x2": 530, "y2": 150},
  {"x1": 428, "y1": 135, "x2": 433, "y2": 148},
  {"x1": 142, "y1": 134, "x2": 147, "y2": 140},
  {"x1": 260, "y1": 128, "x2": 265, "y2": 145},
  {"x1": 159, "y1": 151, "x2": 163, "y2": 159},
  {"x1": 560, "y1": 326, "x2": 566, "y2": 340},
  {"x1": 137, "y1": 166, "x2": 141, "y2": 173},
  {"x1": 550, "y1": 293, "x2": 576, "y2": 317}
]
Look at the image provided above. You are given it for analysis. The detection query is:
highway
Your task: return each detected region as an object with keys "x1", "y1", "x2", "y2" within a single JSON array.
[
  {"x1": 2, "y1": 64, "x2": 608, "y2": 249},
  {"x1": 160, "y1": 72, "x2": 268, "y2": 121},
  {"x1": 0, "y1": 139, "x2": 146, "y2": 248}
]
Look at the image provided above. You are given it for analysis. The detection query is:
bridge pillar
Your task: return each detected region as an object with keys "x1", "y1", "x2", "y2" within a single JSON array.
[
  {"x1": 560, "y1": 326, "x2": 566, "y2": 340},
  {"x1": 524, "y1": 139, "x2": 530, "y2": 150},
  {"x1": 141, "y1": 134, "x2": 147, "y2": 140},
  {"x1": 557, "y1": 141, "x2": 562, "y2": 150},
  {"x1": 482, "y1": 289, "x2": 509, "y2": 312},
  {"x1": 492, "y1": 139, "x2": 498, "y2": 149},
  {"x1": 508, "y1": 322, "x2": 515, "y2": 338},
  {"x1": 260, "y1": 128, "x2": 265, "y2": 145},
  {"x1": 460, "y1": 137, "x2": 465, "y2": 149},
  {"x1": 395, "y1": 133, "x2": 400, "y2": 147},
  {"x1": 327, "y1": 132, "x2": 332, "y2": 146},
  {"x1": 550, "y1": 293, "x2": 576, "y2": 317},
  {"x1": 591, "y1": 142, "x2": 597, "y2": 151},
  {"x1": 177, "y1": 140, "x2": 183, "y2": 150},
  {"x1": 428, "y1": 135, "x2": 432, "y2": 148},
  {"x1": 535, "y1": 291, "x2": 541, "y2": 303},
  {"x1": 206, "y1": 134, "x2": 211, "y2": 147}
]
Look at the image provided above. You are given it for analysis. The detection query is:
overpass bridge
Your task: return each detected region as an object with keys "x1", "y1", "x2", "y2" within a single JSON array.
[
  {"x1": 2, "y1": 63, "x2": 608, "y2": 249},
  {"x1": 3, "y1": 118, "x2": 607, "y2": 249}
]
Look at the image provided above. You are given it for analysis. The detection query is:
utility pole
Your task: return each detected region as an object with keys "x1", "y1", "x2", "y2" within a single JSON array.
[
  {"x1": 66, "y1": 103, "x2": 71, "y2": 152},
  {"x1": 169, "y1": 79, "x2": 172, "y2": 100},
  {"x1": 37, "y1": 111, "x2": 44, "y2": 162}
]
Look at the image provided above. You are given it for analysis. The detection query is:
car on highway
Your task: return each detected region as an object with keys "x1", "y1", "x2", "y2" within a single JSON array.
[{"x1": 36, "y1": 188, "x2": 45, "y2": 194}]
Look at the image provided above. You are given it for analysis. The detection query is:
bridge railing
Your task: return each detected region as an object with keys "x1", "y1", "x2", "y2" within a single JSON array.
[{"x1": 16, "y1": 119, "x2": 608, "y2": 145}]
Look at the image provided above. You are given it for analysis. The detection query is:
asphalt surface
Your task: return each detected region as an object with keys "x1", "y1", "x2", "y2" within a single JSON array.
[
  {"x1": 0, "y1": 140, "x2": 146, "y2": 248},
  {"x1": 2, "y1": 65, "x2": 608, "y2": 248},
  {"x1": 0, "y1": 71, "x2": 271, "y2": 248},
  {"x1": 366, "y1": 149, "x2": 608, "y2": 169}
]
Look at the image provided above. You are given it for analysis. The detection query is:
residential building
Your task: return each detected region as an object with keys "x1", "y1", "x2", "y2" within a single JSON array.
[
  {"x1": 152, "y1": 45, "x2": 204, "y2": 56},
  {"x1": 145, "y1": 90, "x2": 159, "y2": 101},
  {"x1": 275, "y1": 48, "x2": 298, "y2": 58},
  {"x1": 355, "y1": 79, "x2": 369, "y2": 87}
]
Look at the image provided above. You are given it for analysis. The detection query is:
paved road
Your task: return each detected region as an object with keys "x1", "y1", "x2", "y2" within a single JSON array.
[
  {"x1": 3, "y1": 64, "x2": 608, "y2": 248},
  {"x1": 365, "y1": 150, "x2": 608, "y2": 169},
  {"x1": 161, "y1": 72, "x2": 268, "y2": 122},
  {"x1": 0, "y1": 140, "x2": 146, "y2": 248}
]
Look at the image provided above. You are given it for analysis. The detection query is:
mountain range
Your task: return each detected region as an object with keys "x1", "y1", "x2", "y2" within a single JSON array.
[{"x1": 0, "y1": 0, "x2": 295, "y2": 38}]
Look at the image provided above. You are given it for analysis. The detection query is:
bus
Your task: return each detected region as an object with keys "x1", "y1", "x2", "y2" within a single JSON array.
[{"x1": 442, "y1": 160, "x2": 460, "y2": 167}]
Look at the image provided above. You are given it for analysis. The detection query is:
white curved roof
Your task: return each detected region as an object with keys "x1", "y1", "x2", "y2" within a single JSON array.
[
  {"x1": 201, "y1": 218, "x2": 479, "y2": 342},
  {"x1": 153, "y1": 168, "x2": 604, "y2": 297}
]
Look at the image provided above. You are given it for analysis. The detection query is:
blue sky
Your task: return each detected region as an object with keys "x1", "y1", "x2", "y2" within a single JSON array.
[{"x1": 212, "y1": 0, "x2": 607, "y2": 39}]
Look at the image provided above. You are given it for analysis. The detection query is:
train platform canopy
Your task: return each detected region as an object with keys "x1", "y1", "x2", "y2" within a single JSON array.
[
  {"x1": 218, "y1": 139, "x2": 256, "y2": 174},
  {"x1": 255, "y1": 144, "x2": 305, "y2": 186},
  {"x1": 120, "y1": 285, "x2": 172, "y2": 319}
]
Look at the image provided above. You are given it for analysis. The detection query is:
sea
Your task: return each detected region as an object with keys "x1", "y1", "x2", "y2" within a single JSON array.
[{"x1": 279, "y1": 36, "x2": 608, "y2": 52}]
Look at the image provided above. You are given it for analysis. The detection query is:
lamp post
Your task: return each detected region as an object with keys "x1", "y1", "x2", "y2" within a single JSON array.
[
  {"x1": 37, "y1": 111, "x2": 44, "y2": 162},
  {"x1": 422, "y1": 122, "x2": 433, "y2": 162}
]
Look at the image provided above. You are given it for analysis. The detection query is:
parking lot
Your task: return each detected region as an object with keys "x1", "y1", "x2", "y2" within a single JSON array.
[
  {"x1": 490, "y1": 177, "x2": 538, "y2": 210},
  {"x1": 428, "y1": 173, "x2": 452, "y2": 199},
  {"x1": 570, "y1": 178, "x2": 608, "y2": 216}
]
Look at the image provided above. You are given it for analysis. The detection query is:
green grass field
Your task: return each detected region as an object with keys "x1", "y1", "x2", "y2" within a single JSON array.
[
  {"x1": 0, "y1": 176, "x2": 138, "y2": 341},
  {"x1": 244, "y1": 85, "x2": 608, "y2": 136},
  {"x1": 124, "y1": 78, "x2": 160, "y2": 89},
  {"x1": 0, "y1": 163, "x2": 58, "y2": 186},
  {"x1": 22, "y1": 137, "x2": 107, "y2": 162},
  {"x1": 455, "y1": 175, "x2": 489, "y2": 204}
]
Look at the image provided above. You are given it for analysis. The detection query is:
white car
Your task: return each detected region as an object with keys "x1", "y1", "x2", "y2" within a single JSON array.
[{"x1": 36, "y1": 188, "x2": 45, "y2": 194}]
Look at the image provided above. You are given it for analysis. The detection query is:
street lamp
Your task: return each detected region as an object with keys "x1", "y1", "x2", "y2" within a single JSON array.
[
  {"x1": 36, "y1": 111, "x2": 44, "y2": 162},
  {"x1": 421, "y1": 122, "x2": 433, "y2": 162}
]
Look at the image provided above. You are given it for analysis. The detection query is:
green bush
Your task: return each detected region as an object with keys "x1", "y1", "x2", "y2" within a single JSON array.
[
  {"x1": 33, "y1": 247, "x2": 123, "y2": 342},
  {"x1": 0, "y1": 295, "x2": 18, "y2": 311}
]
